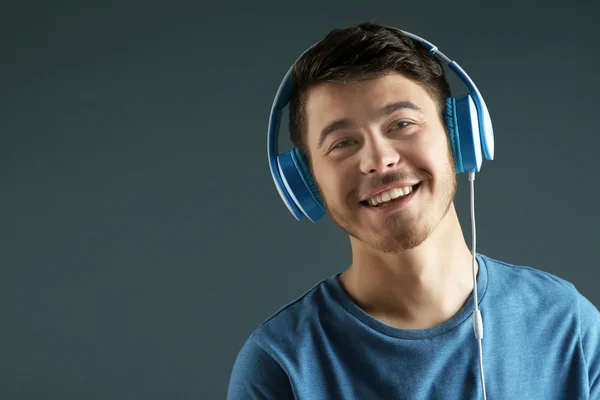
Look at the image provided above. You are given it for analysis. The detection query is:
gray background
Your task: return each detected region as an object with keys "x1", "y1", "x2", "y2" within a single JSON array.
[{"x1": 2, "y1": 1, "x2": 598, "y2": 399}]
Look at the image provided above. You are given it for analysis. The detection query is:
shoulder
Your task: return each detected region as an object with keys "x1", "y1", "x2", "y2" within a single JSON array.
[
  {"x1": 248, "y1": 275, "x2": 336, "y2": 351},
  {"x1": 481, "y1": 253, "x2": 600, "y2": 327},
  {"x1": 479, "y1": 253, "x2": 600, "y2": 334},
  {"x1": 481, "y1": 254, "x2": 580, "y2": 300},
  {"x1": 227, "y1": 275, "x2": 337, "y2": 398},
  {"x1": 482, "y1": 254, "x2": 600, "y2": 396}
]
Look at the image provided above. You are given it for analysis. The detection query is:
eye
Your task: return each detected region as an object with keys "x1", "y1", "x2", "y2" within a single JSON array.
[
  {"x1": 390, "y1": 120, "x2": 412, "y2": 131},
  {"x1": 331, "y1": 139, "x2": 355, "y2": 150}
]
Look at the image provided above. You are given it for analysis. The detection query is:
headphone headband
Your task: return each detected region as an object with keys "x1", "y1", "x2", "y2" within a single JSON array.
[
  {"x1": 267, "y1": 26, "x2": 494, "y2": 221},
  {"x1": 398, "y1": 29, "x2": 494, "y2": 161}
]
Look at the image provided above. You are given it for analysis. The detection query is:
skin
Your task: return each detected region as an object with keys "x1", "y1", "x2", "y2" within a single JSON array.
[{"x1": 304, "y1": 72, "x2": 479, "y2": 330}]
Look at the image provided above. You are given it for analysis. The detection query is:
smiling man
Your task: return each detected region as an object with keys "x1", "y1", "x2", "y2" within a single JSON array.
[{"x1": 227, "y1": 23, "x2": 600, "y2": 399}]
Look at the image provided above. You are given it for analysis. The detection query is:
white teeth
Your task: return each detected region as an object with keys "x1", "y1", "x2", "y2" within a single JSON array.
[{"x1": 366, "y1": 186, "x2": 414, "y2": 207}]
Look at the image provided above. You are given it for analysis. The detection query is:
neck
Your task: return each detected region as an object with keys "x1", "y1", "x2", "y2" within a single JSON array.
[{"x1": 339, "y1": 203, "x2": 478, "y2": 330}]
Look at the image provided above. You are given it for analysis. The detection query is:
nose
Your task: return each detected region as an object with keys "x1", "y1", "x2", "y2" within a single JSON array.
[{"x1": 359, "y1": 136, "x2": 402, "y2": 175}]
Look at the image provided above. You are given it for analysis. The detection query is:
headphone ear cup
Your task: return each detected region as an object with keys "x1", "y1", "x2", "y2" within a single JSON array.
[
  {"x1": 445, "y1": 95, "x2": 483, "y2": 173},
  {"x1": 444, "y1": 98, "x2": 464, "y2": 173},
  {"x1": 290, "y1": 148, "x2": 324, "y2": 204},
  {"x1": 277, "y1": 149, "x2": 325, "y2": 222}
]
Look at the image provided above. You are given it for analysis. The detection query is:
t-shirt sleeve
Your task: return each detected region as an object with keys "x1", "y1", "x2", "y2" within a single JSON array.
[
  {"x1": 577, "y1": 290, "x2": 600, "y2": 398},
  {"x1": 227, "y1": 336, "x2": 294, "y2": 400}
]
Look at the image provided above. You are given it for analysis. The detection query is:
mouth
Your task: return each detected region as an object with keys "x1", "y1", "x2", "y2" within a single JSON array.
[{"x1": 359, "y1": 183, "x2": 421, "y2": 210}]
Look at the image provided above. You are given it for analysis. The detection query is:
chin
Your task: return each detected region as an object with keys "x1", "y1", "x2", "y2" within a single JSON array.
[
  {"x1": 364, "y1": 220, "x2": 434, "y2": 253},
  {"x1": 325, "y1": 188, "x2": 452, "y2": 254},
  {"x1": 325, "y1": 205, "x2": 432, "y2": 253}
]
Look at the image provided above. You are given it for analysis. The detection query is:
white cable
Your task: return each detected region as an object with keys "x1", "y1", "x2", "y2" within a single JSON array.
[{"x1": 469, "y1": 172, "x2": 487, "y2": 400}]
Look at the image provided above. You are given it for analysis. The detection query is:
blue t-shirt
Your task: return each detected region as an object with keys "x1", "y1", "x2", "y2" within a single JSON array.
[{"x1": 227, "y1": 254, "x2": 600, "y2": 399}]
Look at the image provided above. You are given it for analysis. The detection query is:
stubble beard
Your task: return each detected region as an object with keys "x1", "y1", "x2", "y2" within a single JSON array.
[{"x1": 316, "y1": 150, "x2": 457, "y2": 254}]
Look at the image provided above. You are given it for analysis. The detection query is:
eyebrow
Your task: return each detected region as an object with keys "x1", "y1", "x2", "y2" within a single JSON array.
[{"x1": 317, "y1": 100, "x2": 423, "y2": 148}]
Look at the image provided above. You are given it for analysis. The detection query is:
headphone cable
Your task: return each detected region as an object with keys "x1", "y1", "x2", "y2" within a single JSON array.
[{"x1": 469, "y1": 171, "x2": 487, "y2": 400}]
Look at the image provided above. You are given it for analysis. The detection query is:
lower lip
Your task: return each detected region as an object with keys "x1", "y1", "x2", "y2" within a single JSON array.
[{"x1": 362, "y1": 184, "x2": 420, "y2": 214}]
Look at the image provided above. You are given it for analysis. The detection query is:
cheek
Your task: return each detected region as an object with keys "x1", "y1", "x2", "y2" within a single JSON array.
[
  {"x1": 311, "y1": 161, "x2": 334, "y2": 197},
  {"x1": 313, "y1": 160, "x2": 356, "y2": 205},
  {"x1": 415, "y1": 129, "x2": 454, "y2": 172}
]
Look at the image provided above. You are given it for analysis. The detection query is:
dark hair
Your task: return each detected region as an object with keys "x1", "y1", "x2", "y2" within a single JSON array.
[{"x1": 288, "y1": 22, "x2": 451, "y2": 158}]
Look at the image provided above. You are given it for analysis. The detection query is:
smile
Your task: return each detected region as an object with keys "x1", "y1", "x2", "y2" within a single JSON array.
[{"x1": 360, "y1": 183, "x2": 421, "y2": 209}]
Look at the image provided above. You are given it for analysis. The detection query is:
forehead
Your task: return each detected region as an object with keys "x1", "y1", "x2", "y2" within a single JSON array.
[{"x1": 304, "y1": 73, "x2": 435, "y2": 147}]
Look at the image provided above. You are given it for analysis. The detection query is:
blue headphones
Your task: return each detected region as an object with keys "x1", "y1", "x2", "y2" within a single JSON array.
[{"x1": 267, "y1": 28, "x2": 495, "y2": 222}]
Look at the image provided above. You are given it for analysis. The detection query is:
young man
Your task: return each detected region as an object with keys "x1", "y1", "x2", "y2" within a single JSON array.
[{"x1": 227, "y1": 23, "x2": 600, "y2": 399}]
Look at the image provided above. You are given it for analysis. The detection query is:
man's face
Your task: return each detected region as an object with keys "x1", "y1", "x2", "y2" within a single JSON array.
[{"x1": 304, "y1": 72, "x2": 457, "y2": 253}]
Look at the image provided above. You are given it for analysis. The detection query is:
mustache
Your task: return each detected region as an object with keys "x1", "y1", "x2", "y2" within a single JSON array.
[{"x1": 357, "y1": 170, "x2": 431, "y2": 198}]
